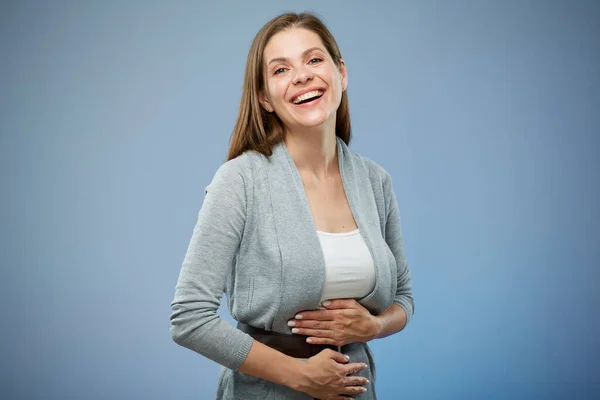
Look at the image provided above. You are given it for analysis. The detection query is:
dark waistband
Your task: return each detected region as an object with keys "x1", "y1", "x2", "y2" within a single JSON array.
[{"x1": 237, "y1": 322, "x2": 340, "y2": 359}]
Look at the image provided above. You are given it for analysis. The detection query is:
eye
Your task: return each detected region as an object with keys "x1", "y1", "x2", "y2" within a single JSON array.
[
  {"x1": 308, "y1": 57, "x2": 323, "y2": 65},
  {"x1": 274, "y1": 67, "x2": 286, "y2": 75}
]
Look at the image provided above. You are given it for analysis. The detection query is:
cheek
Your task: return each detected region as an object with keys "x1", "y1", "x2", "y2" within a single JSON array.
[
  {"x1": 326, "y1": 72, "x2": 342, "y2": 97},
  {"x1": 328, "y1": 79, "x2": 343, "y2": 104},
  {"x1": 268, "y1": 81, "x2": 288, "y2": 103}
]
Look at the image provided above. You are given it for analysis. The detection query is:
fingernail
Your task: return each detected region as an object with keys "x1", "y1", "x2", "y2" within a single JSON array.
[
  {"x1": 306, "y1": 338, "x2": 313, "y2": 343},
  {"x1": 295, "y1": 314, "x2": 303, "y2": 319},
  {"x1": 362, "y1": 363, "x2": 368, "y2": 368},
  {"x1": 344, "y1": 354, "x2": 350, "y2": 361},
  {"x1": 287, "y1": 320, "x2": 296, "y2": 326},
  {"x1": 362, "y1": 387, "x2": 368, "y2": 392},
  {"x1": 322, "y1": 300, "x2": 331, "y2": 306},
  {"x1": 291, "y1": 328, "x2": 299, "y2": 333},
  {"x1": 365, "y1": 379, "x2": 370, "y2": 384}
]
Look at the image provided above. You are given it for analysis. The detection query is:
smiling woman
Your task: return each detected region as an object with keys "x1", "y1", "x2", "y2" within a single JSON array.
[
  {"x1": 170, "y1": 12, "x2": 413, "y2": 400},
  {"x1": 227, "y1": 13, "x2": 351, "y2": 162},
  {"x1": 258, "y1": 27, "x2": 347, "y2": 161}
]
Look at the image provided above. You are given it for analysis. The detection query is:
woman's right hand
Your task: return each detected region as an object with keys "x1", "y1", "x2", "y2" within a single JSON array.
[{"x1": 295, "y1": 348, "x2": 369, "y2": 399}]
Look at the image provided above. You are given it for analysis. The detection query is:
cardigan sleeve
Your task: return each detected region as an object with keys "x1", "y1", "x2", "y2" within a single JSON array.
[
  {"x1": 170, "y1": 160, "x2": 254, "y2": 371},
  {"x1": 383, "y1": 172, "x2": 415, "y2": 324}
]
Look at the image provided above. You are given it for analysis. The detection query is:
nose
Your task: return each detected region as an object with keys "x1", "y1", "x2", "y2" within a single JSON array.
[{"x1": 292, "y1": 64, "x2": 313, "y2": 85}]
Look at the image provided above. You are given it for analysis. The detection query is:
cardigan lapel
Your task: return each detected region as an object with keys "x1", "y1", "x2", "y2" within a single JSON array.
[
  {"x1": 268, "y1": 141, "x2": 327, "y2": 332},
  {"x1": 337, "y1": 139, "x2": 394, "y2": 315},
  {"x1": 267, "y1": 138, "x2": 394, "y2": 333}
]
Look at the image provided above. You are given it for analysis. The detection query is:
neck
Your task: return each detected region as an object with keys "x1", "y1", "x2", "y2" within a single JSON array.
[{"x1": 283, "y1": 121, "x2": 338, "y2": 181}]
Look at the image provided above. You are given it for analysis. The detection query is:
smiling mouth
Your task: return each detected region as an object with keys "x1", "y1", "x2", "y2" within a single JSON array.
[{"x1": 292, "y1": 90, "x2": 324, "y2": 105}]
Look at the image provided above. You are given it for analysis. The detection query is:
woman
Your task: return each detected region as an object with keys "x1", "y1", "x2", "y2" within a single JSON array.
[{"x1": 170, "y1": 12, "x2": 413, "y2": 400}]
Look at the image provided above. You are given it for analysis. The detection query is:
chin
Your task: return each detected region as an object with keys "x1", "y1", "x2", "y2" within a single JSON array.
[
  {"x1": 298, "y1": 118, "x2": 328, "y2": 128},
  {"x1": 292, "y1": 111, "x2": 334, "y2": 129}
]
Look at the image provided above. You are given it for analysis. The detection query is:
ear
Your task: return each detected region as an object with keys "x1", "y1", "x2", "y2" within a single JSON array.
[
  {"x1": 259, "y1": 90, "x2": 273, "y2": 113},
  {"x1": 339, "y1": 59, "x2": 348, "y2": 92}
]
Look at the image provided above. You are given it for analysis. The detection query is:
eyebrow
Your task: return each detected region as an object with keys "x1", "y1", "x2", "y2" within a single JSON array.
[{"x1": 267, "y1": 46, "x2": 325, "y2": 67}]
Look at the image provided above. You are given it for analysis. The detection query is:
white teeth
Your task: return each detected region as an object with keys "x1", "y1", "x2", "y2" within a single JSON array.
[{"x1": 292, "y1": 90, "x2": 323, "y2": 104}]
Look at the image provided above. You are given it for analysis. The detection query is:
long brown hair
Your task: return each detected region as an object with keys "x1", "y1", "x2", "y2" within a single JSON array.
[{"x1": 227, "y1": 12, "x2": 351, "y2": 161}]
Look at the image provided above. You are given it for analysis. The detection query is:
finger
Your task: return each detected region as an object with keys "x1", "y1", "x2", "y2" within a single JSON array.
[
  {"x1": 305, "y1": 336, "x2": 338, "y2": 346},
  {"x1": 344, "y1": 376, "x2": 370, "y2": 387},
  {"x1": 333, "y1": 397, "x2": 354, "y2": 400},
  {"x1": 294, "y1": 310, "x2": 335, "y2": 321},
  {"x1": 321, "y1": 299, "x2": 358, "y2": 310},
  {"x1": 345, "y1": 362, "x2": 368, "y2": 375},
  {"x1": 339, "y1": 385, "x2": 368, "y2": 396},
  {"x1": 288, "y1": 319, "x2": 331, "y2": 330},
  {"x1": 324, "y1": 349, "x2": 350, "y2": 364},
  {"x1": 292, "y1": 328, "x2": 333, "y2": 338}
]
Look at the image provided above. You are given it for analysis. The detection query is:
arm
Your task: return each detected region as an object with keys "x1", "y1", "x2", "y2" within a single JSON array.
[
  {"x1": 170, "y1": 161, "x2": 367, "y2": 396},
  {"x1": 374, "y1": 303, "x2": 407, "y2": 339},
  {"x1": 374, "y1": 173, "x2": 414, "y2": 336},
  {"x1": 239, "y1": 340, "x2": 369, "y2": 397},
  {"x1": 170, "y1": 161, "x2": 255, "y2": 370},
  {"x1": 170, "y1": 161, "x2": 307, "y2": 384},
  {"x1": 238, "y1": 340, "x2": 305, "y2": 389}
]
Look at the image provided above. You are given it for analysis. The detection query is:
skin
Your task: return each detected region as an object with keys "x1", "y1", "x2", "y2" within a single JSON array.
[
  {"x1": 238, "y1": 27, "x2": 408, "y2": 399},
  {"x1": 291, "y1": 300, "x2": 408, "y2": 345},
  {"x1": 260, "y1": 29, "x2": 347, "y2": 143}
]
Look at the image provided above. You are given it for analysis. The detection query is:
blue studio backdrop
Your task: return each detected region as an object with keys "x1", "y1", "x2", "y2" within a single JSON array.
[{"x1": 1, "y1": 1, "x2": 599, "y2": 399}]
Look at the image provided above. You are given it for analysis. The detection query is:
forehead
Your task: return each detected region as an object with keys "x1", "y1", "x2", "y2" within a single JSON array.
[{"x1": 263, "y1": 27, "x2": 326, "y2": 62}]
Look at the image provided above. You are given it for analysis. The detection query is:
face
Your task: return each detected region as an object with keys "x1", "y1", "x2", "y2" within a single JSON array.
[{"x1": 260, "y1": 27, "x2": 347, "y2": 133}]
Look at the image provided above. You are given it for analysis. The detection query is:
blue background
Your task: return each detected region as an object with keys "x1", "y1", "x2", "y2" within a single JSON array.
[{"x1": 1, "y1": 0, "x2": 599, "y2": 398}]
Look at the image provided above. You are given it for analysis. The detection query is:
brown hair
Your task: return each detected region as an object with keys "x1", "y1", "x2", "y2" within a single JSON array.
[{"x1": 226, "y1": 12, "x2": 351, "y2": 161}]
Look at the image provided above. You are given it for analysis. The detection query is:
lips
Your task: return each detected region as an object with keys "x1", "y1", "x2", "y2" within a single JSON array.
[{"x1": 290, "y1": 88, "x2": 326, "y2": 104}]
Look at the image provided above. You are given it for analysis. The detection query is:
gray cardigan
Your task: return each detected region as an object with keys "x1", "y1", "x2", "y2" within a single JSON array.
[{"x1": 170, "y1": 137, "x2": 413, "y2": 399}]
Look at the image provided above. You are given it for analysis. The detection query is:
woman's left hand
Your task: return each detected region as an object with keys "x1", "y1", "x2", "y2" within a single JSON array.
[{"x1": 288, "y1": 299, "x2": 383, "y2": 346}]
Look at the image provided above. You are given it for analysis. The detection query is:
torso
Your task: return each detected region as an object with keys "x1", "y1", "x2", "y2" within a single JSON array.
[{"x1": 300, "y1": 168, "x2": 358, "y2": 233}]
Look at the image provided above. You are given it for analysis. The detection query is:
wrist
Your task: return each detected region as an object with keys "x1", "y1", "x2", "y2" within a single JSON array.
[
  {"x1": 372, "y1": 314, "x2": 385, "y2": 340},
  {"x1": 282, "y1": 358, "x2": 309, "y2": 392}
]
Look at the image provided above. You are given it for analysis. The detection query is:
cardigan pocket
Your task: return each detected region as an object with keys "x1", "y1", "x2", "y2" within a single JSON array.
[{"x1": 219, "y1": 369, "x2": 274, "y2": 399}]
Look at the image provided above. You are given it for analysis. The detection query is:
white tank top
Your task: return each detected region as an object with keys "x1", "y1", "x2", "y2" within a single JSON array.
[{"x1": 317, "y1": 229, "x2": 376, "y2": 305}]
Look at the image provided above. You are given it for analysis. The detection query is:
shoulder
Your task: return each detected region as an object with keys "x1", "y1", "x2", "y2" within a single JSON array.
[
  {"x1": 210, "y1": 150, "x2": 264, "y2": 186},
  {"x1": 347, "y1": 149, "x2": 393, "y2": 187},
  {"x1": 204, "y1": 152, "x2": 262, "y2": 202},
  {"x1": 345, "y1": 148, "x2": 398, "y2": 213}
]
